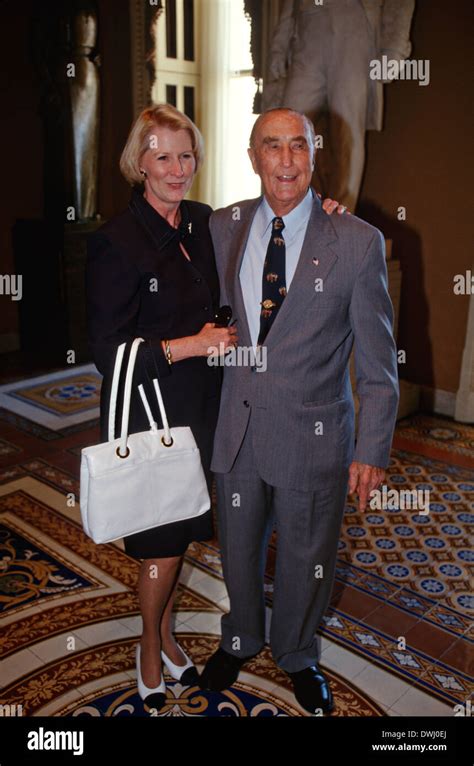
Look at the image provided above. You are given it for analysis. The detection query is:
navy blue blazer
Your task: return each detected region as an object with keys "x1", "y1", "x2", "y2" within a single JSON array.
[{"x1": 85, "y1": 188, "x2": 222, "y2": 470}]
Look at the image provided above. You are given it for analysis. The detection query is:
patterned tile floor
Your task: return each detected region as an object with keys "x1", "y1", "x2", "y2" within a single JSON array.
[
  {"x1": 0, "y1": 374, "x2": 472, "y2": 717},
  {"x1": 0, "y1": 366, "x2": 100, "y2": 431}
]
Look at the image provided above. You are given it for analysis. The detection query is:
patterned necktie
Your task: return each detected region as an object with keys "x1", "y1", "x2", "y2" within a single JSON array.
[{"x1": 258, "y1": 216, "x2": 286, "y2": 345}]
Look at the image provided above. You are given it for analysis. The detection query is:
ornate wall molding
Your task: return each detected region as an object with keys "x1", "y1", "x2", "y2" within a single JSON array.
[{"x1": 129, "y1": 0, "x2": 162, "y2": 115}]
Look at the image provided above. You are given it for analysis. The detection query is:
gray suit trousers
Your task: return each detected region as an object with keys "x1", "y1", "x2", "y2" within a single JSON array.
[{"x1": 215, "y1": 415, "x2": 349, "y2": 673}]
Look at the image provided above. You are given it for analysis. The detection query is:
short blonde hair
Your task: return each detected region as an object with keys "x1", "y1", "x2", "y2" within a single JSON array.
[{"x1": 120, "y1": 103, "x2": 205, "y2": 185}]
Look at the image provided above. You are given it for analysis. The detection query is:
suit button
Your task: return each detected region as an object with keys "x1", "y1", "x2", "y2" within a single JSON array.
[
  {"x1": 243, "y1": 400, "x2": 250, "y2": 407},
  {"x1": 195, "y1": 277, "x2": 202, "y2": 283},
  {"x1": 203, "y1": 306, "x2": 209, "y2": 311}
]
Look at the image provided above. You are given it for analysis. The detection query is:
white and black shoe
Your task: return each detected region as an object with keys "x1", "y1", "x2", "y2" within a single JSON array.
[
  {"x1": 136, "y1": 644, "x2": 167, "y2": 710},
  {"x1": 161, "y1": 646, "x2": 199, "y2": 686}
]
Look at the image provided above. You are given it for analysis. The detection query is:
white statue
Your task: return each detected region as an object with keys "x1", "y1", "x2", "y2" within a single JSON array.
[{"x1": 263, "y1": 0, "x2": 415, "y2": 210}]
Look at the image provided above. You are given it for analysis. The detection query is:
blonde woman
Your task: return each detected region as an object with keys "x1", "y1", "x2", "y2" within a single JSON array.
[{"x1": 86, "y1": 104, "x2": 237, "y2": 710}]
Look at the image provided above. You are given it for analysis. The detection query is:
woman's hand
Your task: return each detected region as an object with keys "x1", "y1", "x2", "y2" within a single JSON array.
[
  {"x1": 317, "y1": 192, "x2": 350, "y2": 215},
  {"x1": 193, "y1": 322, "x2": 239, "y2": 357},
  {"x1": 161, "y1": 323, "x2": 239, "y2": 362}
]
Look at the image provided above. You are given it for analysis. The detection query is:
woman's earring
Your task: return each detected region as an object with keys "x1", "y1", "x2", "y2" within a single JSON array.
[{"x1": 140, "y1": 169, "x2": 147, "y2": 178}]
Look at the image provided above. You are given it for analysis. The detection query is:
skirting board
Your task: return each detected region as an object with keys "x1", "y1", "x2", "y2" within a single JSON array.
[
  {"x1": 397, "y1": 379, "x2": 421, "y2": 420},
  {"x1": 354, "y1": 382, "x2": 456, "y2": 422},
  {"x1": 420, "y1": 386, "x2": 456, "y2": 418}
]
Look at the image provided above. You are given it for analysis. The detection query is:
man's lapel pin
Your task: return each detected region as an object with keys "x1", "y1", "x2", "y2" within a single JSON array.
[{"x1": 312, "y1": 257, "x2": 319, "y2": 266}]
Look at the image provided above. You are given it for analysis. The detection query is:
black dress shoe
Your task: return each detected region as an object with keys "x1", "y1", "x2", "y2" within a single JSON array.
[
  {"x1": 198, "y1": 647, "x2": 255, "y2": 692},
  {"x1": 287, "y1": 664, "x2": 334, "y2": 714}
]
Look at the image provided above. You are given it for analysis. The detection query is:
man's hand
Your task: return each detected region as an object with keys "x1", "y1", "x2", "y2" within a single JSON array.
[
  {"x1": 348, "y1": 461, "x2": 385, "y2": 512},
  {"x1": 317, "y1": 192, "x2": 350, "y2": 215}
]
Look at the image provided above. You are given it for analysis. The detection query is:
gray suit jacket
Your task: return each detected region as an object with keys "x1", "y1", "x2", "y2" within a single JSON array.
[{"x1": 209, "y1": 190, "x2": 399, "y2": 491}]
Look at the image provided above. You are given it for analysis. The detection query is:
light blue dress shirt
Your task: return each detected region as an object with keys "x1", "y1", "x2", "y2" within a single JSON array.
[{"x1": 239, "y1": 188, "x2": 314, "y2": 347}]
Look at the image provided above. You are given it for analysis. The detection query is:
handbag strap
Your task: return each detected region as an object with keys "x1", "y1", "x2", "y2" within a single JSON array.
[
  {"x1": 138, "y1": 380, "x2": 173, "y2": 446},
  {"x1": 117, "y1": 337, "x2": 144, "y2": 456},
  {"x1": 137, "y1": 384, "x2": 157, "y2": 431},
  {"x1": 108, "y1": 342, "x2": 126, "y2": 442},
  {"x1": 108, "y1": 337, "x2": 173, "y2": 454}
]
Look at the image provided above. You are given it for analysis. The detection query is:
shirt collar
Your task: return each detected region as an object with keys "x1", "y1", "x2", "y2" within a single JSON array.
[
  {"x1": 258, "y1": 187, "x2": 314, "y2": 242},
  {"x1": 129, "y1": 187, "x2": 194, "y2": 250}
]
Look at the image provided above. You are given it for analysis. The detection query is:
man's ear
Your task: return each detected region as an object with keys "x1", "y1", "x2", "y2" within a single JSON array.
[
  {"x1": 247, "y1": 147, "x2": 258, "y2": 175},
  {"x1": 312, "y1": 147, "x2": 317, "y2": 171}
]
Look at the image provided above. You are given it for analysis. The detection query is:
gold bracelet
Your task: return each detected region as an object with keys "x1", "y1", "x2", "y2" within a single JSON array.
[{"x1": 164, "y1": 339, "x2": 173, "y2": 365}]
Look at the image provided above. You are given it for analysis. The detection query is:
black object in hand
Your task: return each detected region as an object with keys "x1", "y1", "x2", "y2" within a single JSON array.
[{"x1": 214, "y1": 305, "x2": 233, "y2": 327}]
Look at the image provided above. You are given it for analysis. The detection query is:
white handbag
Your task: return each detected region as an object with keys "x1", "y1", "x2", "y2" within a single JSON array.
[{"x1": 80, "y1": 337, "x2": 211, "y2": 544}]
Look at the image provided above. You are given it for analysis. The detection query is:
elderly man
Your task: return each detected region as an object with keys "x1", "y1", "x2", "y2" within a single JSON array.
[
  {"x1": 263, "y1": 0, "x2": 415, "y2": 210},
  {"x1": 198, "y1": 108, "x2": 399, "y2": 714}
]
